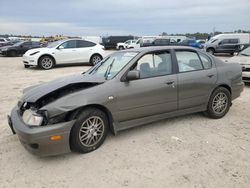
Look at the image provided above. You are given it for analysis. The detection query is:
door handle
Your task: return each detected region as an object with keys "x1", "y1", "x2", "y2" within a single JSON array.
[
  {"x1": 72, "y1": 49, "x2": 76, "y2": 51},
  {"x1": 165, "y1": 81, "x2": 175, "y2": 88},
  {"x1": 207, "y1": 74, "x2": 214, "y2": 78},
  {"x1": 165, "y1": 81, "x2": 174, "y2": 85}
]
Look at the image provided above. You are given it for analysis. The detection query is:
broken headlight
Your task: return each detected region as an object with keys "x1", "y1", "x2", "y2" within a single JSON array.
[{"x1": 22, "y1": 109, "x2": 44, "y2": 126}]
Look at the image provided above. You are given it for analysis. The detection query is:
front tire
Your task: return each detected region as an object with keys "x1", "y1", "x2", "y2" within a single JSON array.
[
  {"x1": 38, "y1": 56, "x2": 54, "y2": 70},
  {"x1": 118, "y1": 46, "x2": 124, "y2": 50},
  {"x1": 70, "y1": 108, "x2": 109, "y2": 153},
  {"x1": 206, "y1": 87, "x2": 231, "y2": 119},
  {"x1": 207, "y1": 48, "x2": 215, "y2": 55},
  {"x1": 24, "y1": 64, "x2": 30, "y2": 68},
  {"x1": 9, "y1": 50, "x2": 17, "y2": 57},
  {"x1": 90, "y1": 54, "x2": 102, "y2": 66}
]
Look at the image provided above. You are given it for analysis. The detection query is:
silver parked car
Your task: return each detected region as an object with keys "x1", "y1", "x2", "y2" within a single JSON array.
[
  {"x1": 227, "y1": 47, "x2": 250, "y2": 82},
  {"x1": 8, "y1": 46, "x2": 244, "y2": 156}
]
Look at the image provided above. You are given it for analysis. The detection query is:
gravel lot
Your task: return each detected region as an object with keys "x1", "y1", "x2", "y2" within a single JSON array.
[{"x1": 0, "y1": 54, "x2": 249, "y2": 188}]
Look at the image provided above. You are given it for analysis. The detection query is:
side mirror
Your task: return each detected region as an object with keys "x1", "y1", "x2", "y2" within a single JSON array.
[
  {"x1": 126, "y1": 70, "x2": 140, "y2": 81},
  {"x1": 58, "y1": 45, "x2": 64, "y2": 50},
  {"x1": 218, "y1": 42, "x2": 222, "y2": 45}
]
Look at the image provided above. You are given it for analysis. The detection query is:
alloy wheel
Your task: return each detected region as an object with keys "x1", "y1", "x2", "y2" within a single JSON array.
[
  {"x1": 79, "y1": 116, "x2": 105, "y2": 147},
  {"x1": 41, "y1": 57, "x2": 53, "y2": 69},
  {"x1": 92, "y1": 55, "x2": 101, "y2": 65},
  {"x1": 212, "y1": 92, "x2": 228, "y2": 114}
]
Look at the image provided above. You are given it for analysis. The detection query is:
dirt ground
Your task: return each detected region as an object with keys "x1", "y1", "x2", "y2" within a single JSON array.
[{"x1": 0, "y1": 55, "x2": 249, "y2": 188}]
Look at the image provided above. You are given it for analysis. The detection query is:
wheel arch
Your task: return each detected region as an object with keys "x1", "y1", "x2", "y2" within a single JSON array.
[
  {"x1": 207, "y1": 84, "x2": 232, "y2": 106},
  {"x1": 215, "y1": 84, "x2": 232, "y2": 94},
  {"x1": 206, "y1": 47, "x2": 215, "y2": 52},
  {"x1": 38, "y1": 54, "x2": 56, "y2": 65},
  {"x1": 68, "y1": 104, "x2": 115, "y2": 135},
  {"x1": 89, "y1": 53, "x2": 103, "y2": 62}
]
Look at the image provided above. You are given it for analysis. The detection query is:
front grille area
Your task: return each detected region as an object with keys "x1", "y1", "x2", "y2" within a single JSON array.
[
  {"x1": 242, "y1": 77, "x2": 250, "y2": 81},
  {"x1": 242, "y1": 67, "x2": 250, "y2": 71}
]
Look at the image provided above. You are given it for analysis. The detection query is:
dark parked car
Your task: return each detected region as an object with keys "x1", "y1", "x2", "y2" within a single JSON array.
[
  {"x1": 0, "y1": 41, "x2": 41, "y2": 57},
  {"x1": 102, "y1": 36, "x2": 135, "y2": 49},
  {"x1": 205, "y1": 38, "x2": 247, "y2": 55},
  {"x1": 8, "y1": 46, "x2": 244, "y2": 156}
]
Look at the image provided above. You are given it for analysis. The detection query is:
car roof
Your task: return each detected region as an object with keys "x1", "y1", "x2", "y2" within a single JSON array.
[
  {"x1": 123, "y1": 46, "x2": 199, "y2": 53},
  {"x1": 60, "y1": 38, "x2": 97, "y2": 44}
]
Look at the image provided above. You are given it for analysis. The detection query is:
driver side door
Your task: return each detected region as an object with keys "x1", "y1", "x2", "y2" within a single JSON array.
[
  {"x1": 217, "y1": 39, "x2": 231, "y2": 53},
  {"x1": 115, "y1": 50, "x2": 178, "y2": 124},
  {"x1": 54, "y1": 40, "x2": 78, "y2": 64}
]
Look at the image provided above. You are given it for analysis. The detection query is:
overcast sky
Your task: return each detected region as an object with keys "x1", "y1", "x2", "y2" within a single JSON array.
[{"x1": 0, "y1": 0, "x2": 249, "y2": 36}]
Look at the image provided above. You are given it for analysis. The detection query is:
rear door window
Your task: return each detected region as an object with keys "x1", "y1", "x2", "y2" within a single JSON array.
[
  {"x1": 176, "y1": 51, "x2": 203, "y2": 73},
  {"x1": 229, "y1": 39, "x2": 239, "y2": 44},
  {"x1": 76, "y1": 40, "x2": 96, "y2": 48}
]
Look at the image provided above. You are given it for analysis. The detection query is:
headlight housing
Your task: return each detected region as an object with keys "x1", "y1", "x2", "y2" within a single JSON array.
[{"x1": 22, "y1": 109, "x2": 43, "y2": 126}]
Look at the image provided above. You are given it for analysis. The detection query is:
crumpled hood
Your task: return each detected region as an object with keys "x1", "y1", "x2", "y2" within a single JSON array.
[{"x1": 22, "y1": 74, "x2": 105, "y2": 103}]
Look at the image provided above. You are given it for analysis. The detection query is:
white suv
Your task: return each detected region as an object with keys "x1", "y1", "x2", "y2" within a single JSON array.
[{"x1": 23, "y1": 39, "x2": 105, "y2": 69}]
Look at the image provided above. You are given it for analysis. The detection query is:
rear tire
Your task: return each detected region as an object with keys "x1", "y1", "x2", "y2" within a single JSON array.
[
  {"x1": 205, "y1": 87, "x2": 231, "y2": 119},
  {"x1": 38, "y1": 56, "x2": 54, "y2": 70},
  {"x1": 70, "y1": 108, "x2": 109, "y2": 153},
  {"x1": 90, "y1": 54, "x2": 102, "y2": 66}
]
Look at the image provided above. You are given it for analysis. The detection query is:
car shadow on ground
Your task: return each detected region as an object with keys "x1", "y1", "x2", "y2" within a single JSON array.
[
  {"x1": 27, "y1": 63, "x2": 92, "y2": 70},
  {"x1": 36, "y1": 112, "x2": 205, "y2": 161},
  {"x1": 214, "y1": 53, "x2": 233, "y2": 57},
  {"x1": 244, "y1": 82, "x2": 250, "y2": 87}
]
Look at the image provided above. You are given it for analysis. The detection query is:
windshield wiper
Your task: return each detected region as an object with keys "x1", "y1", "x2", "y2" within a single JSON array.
[
  {"x1": 104, "y1": 59, "x2": 115, "y2": 80},
  {"x1": 88, "y1": 57, "x2": 110, "y2": 75}
]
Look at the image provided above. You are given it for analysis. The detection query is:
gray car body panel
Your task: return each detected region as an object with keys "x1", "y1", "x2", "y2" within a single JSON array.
[{"x1": 9, "y1": 46, "x2": 244, "y2": 156}]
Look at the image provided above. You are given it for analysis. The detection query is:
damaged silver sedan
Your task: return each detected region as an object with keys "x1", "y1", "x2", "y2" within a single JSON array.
[{"x1": 8, "y1": 46, "x2": 244, "y2": 156}]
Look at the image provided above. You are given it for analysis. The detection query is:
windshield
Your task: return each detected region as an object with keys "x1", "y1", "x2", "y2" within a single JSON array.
[
  {"x1": 207, "y1": 38, "x2": 218, "y2": 43},
  {"x1": 47, "y1": 40, "x2": 63, "y2": 48},
  {"x1": 13, "y1": 41, "x2": 24, "y2": 46},
  {"x1": 88, "y1": 51, "x2": 138, "y2": 80},
  {"x1": 239, "y1": 47, "x2": 250, "y2": 56}
]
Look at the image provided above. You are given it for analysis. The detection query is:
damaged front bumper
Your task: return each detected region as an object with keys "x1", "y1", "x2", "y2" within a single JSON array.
[{"x1": 8, "y1": 106, "x2": 76, "y2": 156}]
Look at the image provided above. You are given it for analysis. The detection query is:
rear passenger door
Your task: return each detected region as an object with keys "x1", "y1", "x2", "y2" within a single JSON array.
[
  {"x1": 75, "y1": 40, "x2": 96, "y2": 63},
  {"x1": 175, "y1": 50, "x2": 217, "y2": 110},
  {"x1": 228, "y1": 39, "x2": 240, "y2": 53}
]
